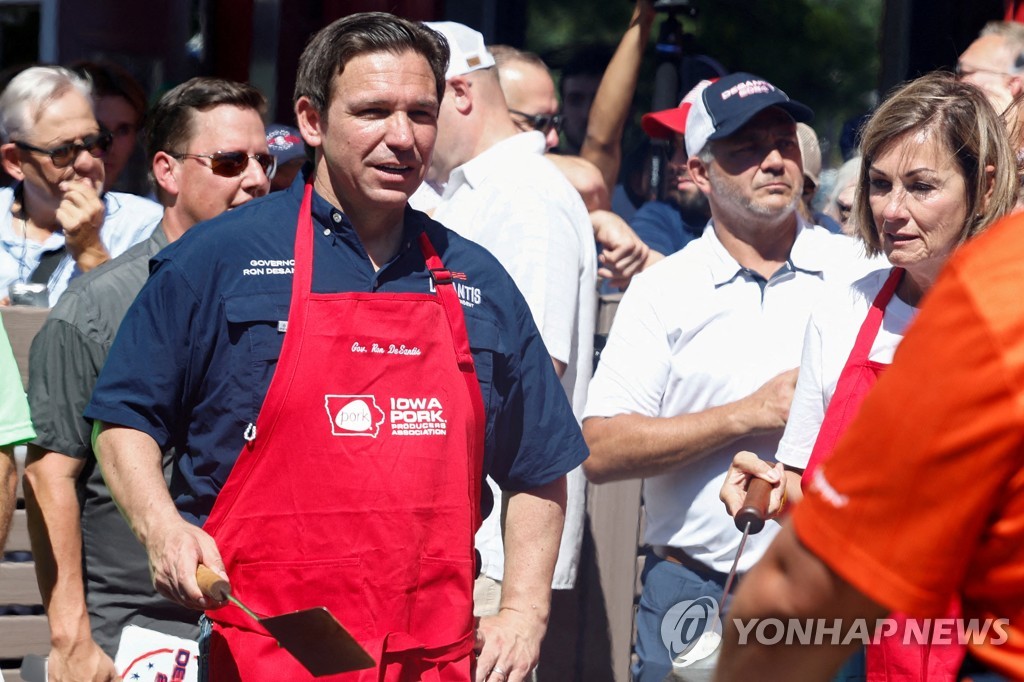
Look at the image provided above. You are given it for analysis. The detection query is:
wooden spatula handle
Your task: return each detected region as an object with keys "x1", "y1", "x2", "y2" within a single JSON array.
[
  {"x1": 197, "y1": 564, "x2": 231, "y2": 601},
  {"x1": 735, "y1": 477, "x2": 773, "y2": 535}
]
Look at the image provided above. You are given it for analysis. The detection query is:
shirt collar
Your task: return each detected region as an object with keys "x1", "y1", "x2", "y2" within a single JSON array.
[
  {"x1": 293, "y1": 167, "x2": 422, "y2": 266},
  {"x1": 706, "y1": 214, "x2": 827, "y2": 286},
  {"x1": 443, "y1": 131, "x2": 546, "y2": 197}
]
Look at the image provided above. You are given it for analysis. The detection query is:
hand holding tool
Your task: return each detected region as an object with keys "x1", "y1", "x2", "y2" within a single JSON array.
[
  {"x1": 197, "y1": 565, "x2": 375, "y2": 677},
  {"x1": 671, "y1": 477, "x2": 773, "y2": 680}
]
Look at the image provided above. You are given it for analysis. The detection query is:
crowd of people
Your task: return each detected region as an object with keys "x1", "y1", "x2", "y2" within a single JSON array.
[{"x1": 2, "y1": 4, "x2": 1024, "y2": 682}]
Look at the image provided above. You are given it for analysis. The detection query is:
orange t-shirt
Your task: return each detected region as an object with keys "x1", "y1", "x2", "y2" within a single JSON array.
[{"x1": 793, "y1": 212, "x2": 1024, "y2": 679}]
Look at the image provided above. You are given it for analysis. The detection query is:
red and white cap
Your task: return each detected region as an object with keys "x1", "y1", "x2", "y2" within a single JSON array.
[
  {"x1": 683, "y1": 72, "x2": 813, "y2": 158},
  {"x1": 640, "y1": 79, "x2": 717, "y2": 140}
]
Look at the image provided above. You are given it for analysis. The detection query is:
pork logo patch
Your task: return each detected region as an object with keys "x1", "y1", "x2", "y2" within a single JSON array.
[{"x1": 325, "y1": 395, "x2": 385, "y2": 437}]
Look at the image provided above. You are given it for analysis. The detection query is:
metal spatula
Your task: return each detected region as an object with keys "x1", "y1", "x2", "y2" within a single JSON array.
[{"x1": 197, "y1": 565, "x2": 375, "y2": 677}]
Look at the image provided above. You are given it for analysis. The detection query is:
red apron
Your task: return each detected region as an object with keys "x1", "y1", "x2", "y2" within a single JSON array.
[
  {"x1": 202, "y1": 183, "x2": 485, "y2": 681},
  {"x1": 802, "y1": 267, "x2": 962, "y2": 681}
]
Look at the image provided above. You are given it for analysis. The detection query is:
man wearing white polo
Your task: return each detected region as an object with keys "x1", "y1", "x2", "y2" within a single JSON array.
[{"x1": 581, "y1": 72, "x2": 870, "y2": 682}]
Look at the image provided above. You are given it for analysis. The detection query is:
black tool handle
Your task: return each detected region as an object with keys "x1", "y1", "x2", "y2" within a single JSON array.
[{"x1": 735, "y1": 477, "x2": 773, "y2": 534}]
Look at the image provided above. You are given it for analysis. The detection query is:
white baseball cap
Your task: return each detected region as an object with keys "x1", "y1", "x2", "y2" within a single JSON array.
[{"x1": 423, "y1": 21, "x2": 496, "y2": 80}]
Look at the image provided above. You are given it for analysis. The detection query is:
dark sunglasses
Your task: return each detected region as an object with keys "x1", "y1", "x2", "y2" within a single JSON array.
[
  {"x1": 170, "y1": 150, "x2": 277, "y2": 179},
  {"x1": 509, "y1": 109, "x2": 564, "y2": 135},
  {"x1": 14, "y1": 131, "x2": 113, "y2": 168}
]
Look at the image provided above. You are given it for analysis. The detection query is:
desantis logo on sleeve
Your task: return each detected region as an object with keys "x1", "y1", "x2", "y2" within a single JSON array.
[{"x1": 325, "y1": 395, "x2": 386, "y2": 437}]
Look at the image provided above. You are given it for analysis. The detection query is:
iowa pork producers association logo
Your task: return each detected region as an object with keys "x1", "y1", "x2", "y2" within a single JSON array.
[
  {"x1": 325, "y1": 395, "x2": 386, "y2": 437},
  {"x1": 324, "y1": 394, "x2": 447, "y2": 437}
]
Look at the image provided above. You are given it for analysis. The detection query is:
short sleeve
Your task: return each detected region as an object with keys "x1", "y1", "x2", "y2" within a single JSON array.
[
  {"x1": 0, "y1": 322, "x2": 33, "y2": 447},
  {"x1": 486, "y1": 280, "x2": 588, "y2": 492},
  {"x1": 28, "y1": 316, "x2": 106, "y2": 458},
  {"x1": 775, "y1": 315, "x2": 826, "y2": 469},
  {"x1": 85, "y1": 259, "x2": 200, "y2": 450},
  {"x1": 793, "y1": 262, "x2": 1024, "y2": 617},
  {"x1": 584, "y1": 271, "x2": 670, "y2": 419}
]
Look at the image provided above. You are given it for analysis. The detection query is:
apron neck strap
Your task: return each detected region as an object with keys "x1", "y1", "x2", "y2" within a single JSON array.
[
  {"x1": 849, "y1": 267, "x2": 904, "y2": 360},
  {"x1": 291, "y1": 181, "x2": 316, "y2": 314},
  {"x1": 419, "y1": 231, "x2": 475, "y2": 372},
  {"x1": 291, "y1": 184, "x2": 475, "y2": 374}
]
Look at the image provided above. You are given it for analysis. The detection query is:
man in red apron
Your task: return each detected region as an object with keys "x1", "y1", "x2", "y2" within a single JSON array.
[{"x1": 86, "y1": 12, "x2": 586, "y2": 682}]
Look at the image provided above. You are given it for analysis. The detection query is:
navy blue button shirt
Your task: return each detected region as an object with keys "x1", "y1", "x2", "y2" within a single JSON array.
[{"x1": 85, "y1": 173, "x2": 588, "y2": 525}]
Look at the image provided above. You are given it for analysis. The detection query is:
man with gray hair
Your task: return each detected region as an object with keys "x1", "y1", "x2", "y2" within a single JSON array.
[
  {"x1": 957, "y1": 20, "x2": 1024, "y2": 114},
  {"x1": 0, "y1": 66, "x2": 161, "y2": 306},
  {"x1": 582, "y1": 72, "x2": 868, "y2": 682}
]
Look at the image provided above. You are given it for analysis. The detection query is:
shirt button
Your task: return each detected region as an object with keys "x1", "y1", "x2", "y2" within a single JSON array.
[
  {"x1": 323, "y1": 228, "x2": 331, "y2": 236},
  {"x1": 332, "y1": 212, "x2": 342, "y2": 224}
]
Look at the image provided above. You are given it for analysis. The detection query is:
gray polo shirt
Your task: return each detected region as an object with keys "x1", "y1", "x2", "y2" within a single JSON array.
[{"x1": 28, "y1": 225, "x2": 198, "y2": 655}]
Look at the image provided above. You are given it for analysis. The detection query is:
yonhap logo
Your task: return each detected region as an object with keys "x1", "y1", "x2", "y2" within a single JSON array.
[
  {"x1": 325, "y1": 395, "x2": 385, "y2": 437},
  {"x1": 661, "y1": 596, "x2": 722, "y2": 660}
]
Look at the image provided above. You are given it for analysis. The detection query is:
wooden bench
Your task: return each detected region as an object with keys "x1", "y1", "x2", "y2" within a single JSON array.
[{"x1": 1, "y1": 307, "x2": 50, "y2": 682}]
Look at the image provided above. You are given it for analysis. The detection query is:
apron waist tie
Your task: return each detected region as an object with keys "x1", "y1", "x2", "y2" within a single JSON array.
[
  {"x1": 377, "y1": 630, "x2": 475, "y2": 682},
  {"x1": 380, "y1": 629, "x2": 474, "y2": 661}
]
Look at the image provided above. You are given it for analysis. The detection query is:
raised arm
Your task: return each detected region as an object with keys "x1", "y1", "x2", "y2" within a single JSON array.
[
  {"x1": 580, "y1": 0, "x2": 656, "y2": 193},
  {"x1": 58, "y1": 179, "x2": 110, "y2": 273}
]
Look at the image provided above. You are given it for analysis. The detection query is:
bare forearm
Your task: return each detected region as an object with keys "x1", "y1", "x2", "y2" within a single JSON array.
[
  {"x1": 582, "y1": 402, "x2": 755, "y2": 483},
  {"x1": 783, "y1": 468, "x2": 803, "y2": 507},
  {"x1": 23, "y1": 447, "x2": 93, "y2": 644},
  {"x1": 71, "y1": 244, "x2": 111, "y2": 273},
  {"x1": 0, "y1": 447, "x2": 15, "y2": 549},
  {"x1": 500, "y1": 477, "x2": 567, "y2": 627},
  {"x1": 716, "y1": 523, "x2": 887, "y2": 681},
  {"x1": 94, "y1": 424, "x2": 179, "y2": 546},
  {"x1": 95, "y1": 423, "x2": 223, "y2": 611},
  {"x1": 584, "y1": 368, "x2": 797, "y2": 483}
]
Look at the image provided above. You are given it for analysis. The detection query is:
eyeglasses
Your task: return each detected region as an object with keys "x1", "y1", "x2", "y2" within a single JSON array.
[
  {"x1": 169, "y1": 150, "x2": 277, "y2": 179},
  {"x1": 13, "y1": 131, "x2": 113, "y2": 168},
  {"x1": 509, "y1": 109, "x2": 564, "y2": 136}
]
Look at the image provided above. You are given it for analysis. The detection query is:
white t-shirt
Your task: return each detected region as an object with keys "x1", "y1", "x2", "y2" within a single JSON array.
[
  {"x1": 583, "y1": 220, "x2": 875, "y2": 573},
  {"x1": 776, "y1": 267, "x2": 917, "y2": 470},
  {"x1": 428, "y1": 131, "x2": 597, "y2": 589}
]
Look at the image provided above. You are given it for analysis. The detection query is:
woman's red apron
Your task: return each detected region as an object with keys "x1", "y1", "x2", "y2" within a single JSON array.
[
  {"x1": 803, "y1": 267, "x2": 962, "y2": 681},
  {"x1": 202, "y1": 182, "x2": 485, "y2": 681}
]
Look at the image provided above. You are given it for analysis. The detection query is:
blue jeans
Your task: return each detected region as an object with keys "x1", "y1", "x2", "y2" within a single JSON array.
[
  {"x1": 632, "y1": 550, "x2": 730, "y2": 682},
  {"x1": 198, "y1": 614, "x2": 212, "y2": 682}
]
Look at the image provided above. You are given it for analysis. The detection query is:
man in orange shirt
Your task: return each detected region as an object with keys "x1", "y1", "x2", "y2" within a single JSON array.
[{"x1": 715, "y1": 211, "x2": 1024, "y2": 681}]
